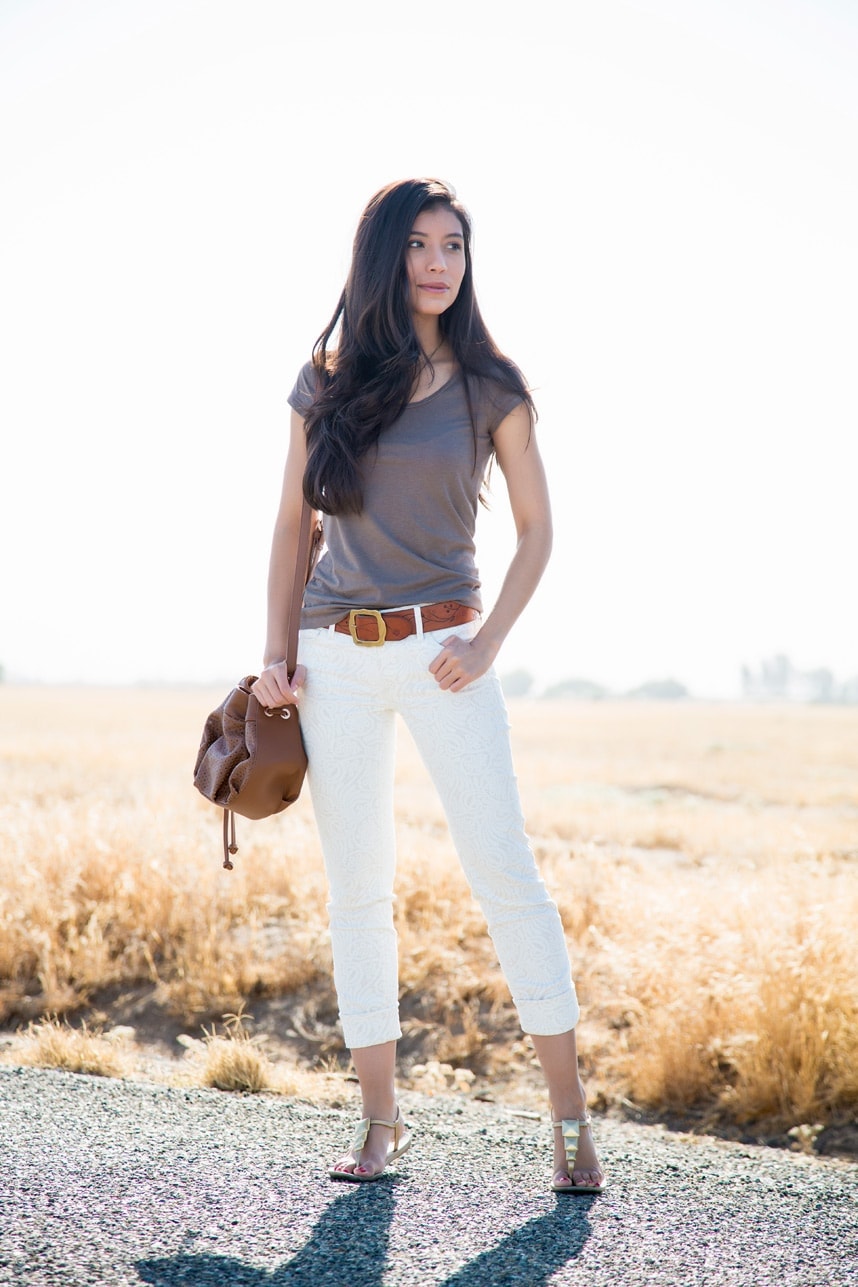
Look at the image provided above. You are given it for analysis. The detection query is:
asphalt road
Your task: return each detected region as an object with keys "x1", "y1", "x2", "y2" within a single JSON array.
[{"x1": 1, "y1": 1067, "x2": 856, "y2": 1287}]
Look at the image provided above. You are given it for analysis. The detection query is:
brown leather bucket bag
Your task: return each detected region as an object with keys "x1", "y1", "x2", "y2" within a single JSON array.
[{"x1": 193, "y1": 500, "x2": 321, "y2": 868}]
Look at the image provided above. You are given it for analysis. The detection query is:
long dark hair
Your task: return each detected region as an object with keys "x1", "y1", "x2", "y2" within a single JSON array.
[{"x1": 303, "y1": 177, "x2": 534, "y2": 515}]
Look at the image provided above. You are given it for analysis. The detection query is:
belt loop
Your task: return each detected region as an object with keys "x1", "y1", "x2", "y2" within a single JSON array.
[{"x1": 413, "y1": 605, "x2": 424, "y2": 638}]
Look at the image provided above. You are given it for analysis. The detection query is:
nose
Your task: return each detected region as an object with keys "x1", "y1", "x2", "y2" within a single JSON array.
[{"x1": 427, "y1": 244, "x2": 447, "y2": 272}]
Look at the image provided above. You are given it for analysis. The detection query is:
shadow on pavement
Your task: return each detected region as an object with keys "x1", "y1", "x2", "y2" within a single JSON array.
[
  {"x1": 135, "y1": 1185, "x2": 593, "y2": 1286},
  {"x1": 136, "y1": 1186, "x2": 395, "y2": 1286},
  {"x1": 439, "y1": 1200, "x2": 594, "y2": 1286}
]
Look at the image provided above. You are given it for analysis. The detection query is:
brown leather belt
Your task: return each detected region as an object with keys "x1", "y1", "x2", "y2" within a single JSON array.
[{"x1": 333, "y1": 600, "x2": 479, "y2": 646}]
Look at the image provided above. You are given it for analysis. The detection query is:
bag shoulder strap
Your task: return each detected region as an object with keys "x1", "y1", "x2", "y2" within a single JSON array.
[{"x1": 285, "y1": 499, "x2": 315, "y2": 676}]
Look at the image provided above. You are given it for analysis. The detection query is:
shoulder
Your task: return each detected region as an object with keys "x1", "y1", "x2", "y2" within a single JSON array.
[
  {"x1": 464, "y1": 370, "x2": 531, "y2": 436},
  {"x1": 287, "y1": 358, "x2": 328, "y2": 415}
]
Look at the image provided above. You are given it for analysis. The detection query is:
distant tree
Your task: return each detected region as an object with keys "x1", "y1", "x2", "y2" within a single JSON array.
[
  {"x1": 742, "y1": 654, "x2": 856, "y2": 703},
  {"x1": 626, "y1": 678, "x2": 689, "y2": 700},
  {"x1": 500, "y1": 668, "x2": 534, "y2": 698},
  {"x1": 838, "y1": 676, "x2": 858, "y2": 705},
  {"x1": 806, "y1": 668, "x2": 835, "y2": 703},
  {"x1": 761, "y1": 653, "x2": 792, "y2": 698},
  {"x1": 542, "y1": 678, "x2": 610, "y2": 701}
]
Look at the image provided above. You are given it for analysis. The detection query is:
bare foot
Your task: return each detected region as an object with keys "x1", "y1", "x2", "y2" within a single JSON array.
[
  {"x1": 331, "y1": 1119, "x2": 398, "y2": 1180},
  {"x1": 550, "y1": 1087, "x2": 605, "y2": 1190},
  {"x1": 552, "y1": 1117, "x2": 605, "y2": 1190},
  {"x1": 329, "y1": 1107, "x2": 410, "y2": 1181}
]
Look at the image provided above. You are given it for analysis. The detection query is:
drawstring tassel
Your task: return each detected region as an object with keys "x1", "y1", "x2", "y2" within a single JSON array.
[{"x1": 222, "y1": 810, "x2": 238, "y2": 870}]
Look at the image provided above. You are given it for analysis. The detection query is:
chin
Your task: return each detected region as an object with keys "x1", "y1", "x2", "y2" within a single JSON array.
[{"x1": 413, "y1": 297, "x2": 452, "y2": 316}]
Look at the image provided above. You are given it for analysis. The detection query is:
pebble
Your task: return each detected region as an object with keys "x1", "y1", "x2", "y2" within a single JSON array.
[{"x1": 1, "y1": 1066, "x2": 856, "y2": 1286}]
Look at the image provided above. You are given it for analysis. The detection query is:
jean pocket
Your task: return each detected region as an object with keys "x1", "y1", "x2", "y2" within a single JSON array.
[
  {"x1": 421, "y1": 617, "x2": 482, "y2": 656},
  {"x1": 297, "y1": 626, "x2": 335, "y2": 660},
  {"x1": 429, "y1": 615, "x2": 481, "y2": 638}
]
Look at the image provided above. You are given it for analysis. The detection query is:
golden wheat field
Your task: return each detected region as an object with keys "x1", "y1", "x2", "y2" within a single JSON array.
[{"x1": 1, "y1": 686, "x2": 856, "y2": 1154}]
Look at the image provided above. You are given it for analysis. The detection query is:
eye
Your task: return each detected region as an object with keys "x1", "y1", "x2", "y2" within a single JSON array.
[
  {"x1": 407, "y1": 238, "x2": 424, "y2": 249},
  {"x1": 446, "y1": 242, "x2": 464, "y2": 253}
]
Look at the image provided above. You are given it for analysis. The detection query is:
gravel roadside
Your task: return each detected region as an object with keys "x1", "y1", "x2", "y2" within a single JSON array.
[{"x1": 1, "y1": 1066, "x2": 856, "y2": 1287}]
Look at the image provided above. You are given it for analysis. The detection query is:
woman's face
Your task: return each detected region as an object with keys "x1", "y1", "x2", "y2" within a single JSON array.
[{"x1": 404, "y1": 205, "x2": 467, "y2": 320}]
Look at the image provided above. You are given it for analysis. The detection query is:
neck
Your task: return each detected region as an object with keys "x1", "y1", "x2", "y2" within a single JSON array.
[{"x1": 413, "y1": 316, "x2": 442, "y2": 357}]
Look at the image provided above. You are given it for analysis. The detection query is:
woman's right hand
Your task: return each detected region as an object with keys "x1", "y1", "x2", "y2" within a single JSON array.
[{"x1": 251, "y1": 661, "x2": 306, "y2": 709}]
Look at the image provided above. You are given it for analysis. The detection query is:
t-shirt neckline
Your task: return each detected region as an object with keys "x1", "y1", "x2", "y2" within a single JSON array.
[{"x1": 407, "y1": 368, "x2": 461, "y2": 408}]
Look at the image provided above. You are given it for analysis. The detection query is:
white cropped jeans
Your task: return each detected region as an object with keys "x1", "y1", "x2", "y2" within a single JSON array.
[{"x1": 297, "y1": 613, "x2": 580, "y2": 1050}]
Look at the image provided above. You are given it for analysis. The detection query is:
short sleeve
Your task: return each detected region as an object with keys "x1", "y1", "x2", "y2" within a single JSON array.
[
  {"x1": 478, "y1": 378, "x2": 527, "y2": 437},
  {"x1": 287, "y1": 360, "x2": 320, "y2": 417},
  {"x1": 489, "y1": 390, "x2": 525, "y2": 435}
]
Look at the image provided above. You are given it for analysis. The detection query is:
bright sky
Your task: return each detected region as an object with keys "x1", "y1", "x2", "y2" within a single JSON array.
[{"x1": 2, "y1": 0, "x2": 856, "y2": 696}]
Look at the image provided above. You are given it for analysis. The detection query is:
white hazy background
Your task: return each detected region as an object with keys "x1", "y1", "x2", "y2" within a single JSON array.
[{"x1": 2, "y1": 0, "x2": 856, "y2": 696}]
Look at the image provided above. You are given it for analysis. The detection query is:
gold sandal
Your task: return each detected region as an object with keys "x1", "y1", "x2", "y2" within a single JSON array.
[
  {"x1": 329, "y1": 1105, "x2": 412, "y2": 1183},
  {"x1": 551, "y1": 1115, "x2": 607, "y2": 1194}
]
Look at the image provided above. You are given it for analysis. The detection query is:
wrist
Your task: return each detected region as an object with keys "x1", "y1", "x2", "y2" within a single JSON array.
[{"x1": 472, "y1": 628, "x2": 501, "y2": 664}]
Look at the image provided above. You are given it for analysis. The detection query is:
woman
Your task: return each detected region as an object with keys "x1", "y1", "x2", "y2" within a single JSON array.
[{"x1": 252, "y1": 178, "x2": 605, "y2": 1193}]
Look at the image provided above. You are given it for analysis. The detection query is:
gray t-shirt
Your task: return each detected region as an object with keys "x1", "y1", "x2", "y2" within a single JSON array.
[{"x1": 287, "y1": 361, "x2": 523, "y2": 628}]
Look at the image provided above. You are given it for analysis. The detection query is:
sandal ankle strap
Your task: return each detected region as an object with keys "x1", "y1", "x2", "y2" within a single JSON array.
[{"x1": 351, "y1": 1106, "x2": 403, "y2": 1151}]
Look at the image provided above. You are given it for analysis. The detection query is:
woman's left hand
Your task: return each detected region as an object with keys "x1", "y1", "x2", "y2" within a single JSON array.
[{"x1": 428, "y1": 633, "x2": 496, "y2": 692}]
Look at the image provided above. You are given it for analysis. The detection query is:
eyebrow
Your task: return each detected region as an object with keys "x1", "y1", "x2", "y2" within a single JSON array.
[{"x1": 409, "y1": 228, "x2": 464, "y2": 238}]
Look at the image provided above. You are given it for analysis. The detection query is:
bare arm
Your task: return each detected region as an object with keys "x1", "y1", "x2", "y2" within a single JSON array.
[
  {"x1": 429, "y1": 399, "x2": 553, "y2": 692},
  {"x1": 251, "y1": 410, "x2": 314, "y2": 708}
]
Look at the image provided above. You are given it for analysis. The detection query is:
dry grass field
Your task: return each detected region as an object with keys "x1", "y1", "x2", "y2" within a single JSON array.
[{"x1": 1, "y1": 686, "x2": 856, "y2": 1155}]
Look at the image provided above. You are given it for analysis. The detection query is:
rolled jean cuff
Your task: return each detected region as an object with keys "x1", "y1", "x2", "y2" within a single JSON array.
[
  {"x1": 517, "y1": 989, "x2": 580, "y2": 1037},
  {"x1": 341, "y1": 1006, "x2": 402, "y2": 1051}
]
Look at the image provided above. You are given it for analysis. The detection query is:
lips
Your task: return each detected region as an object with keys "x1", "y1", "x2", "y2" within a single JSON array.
[{"x1": 418, "y1": 283, "x2": 449, "y2": 292}]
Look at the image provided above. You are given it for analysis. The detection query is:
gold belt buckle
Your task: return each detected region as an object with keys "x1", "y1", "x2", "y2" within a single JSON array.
[{"x1": 348, "y1": 608, "x2": 387, "y2": 646}]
